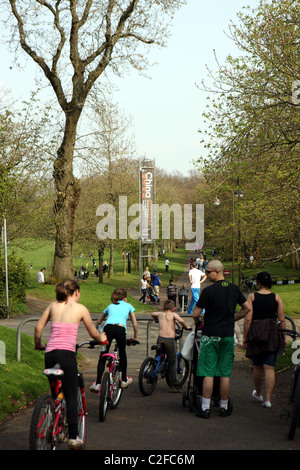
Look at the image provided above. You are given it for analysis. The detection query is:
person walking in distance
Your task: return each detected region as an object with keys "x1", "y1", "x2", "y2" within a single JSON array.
[
  {"x1": 166, "y1": 279, "x2": 177, "y2": 306},
  {"x1": 139, "y1": 274, "x2": 150, "y2": 303},
  {"x1": 243, "y1": 271, "x2": 286, "y2": 409},
  {"x1": 187, "y1": 261, "x2": 207, "y2": 314},
  {"x1": 193, "y1": 260, "x2": 251, "y2": 418},
  {"x1": 151, "y1": 269, "x2": 163, "y2": 297}
]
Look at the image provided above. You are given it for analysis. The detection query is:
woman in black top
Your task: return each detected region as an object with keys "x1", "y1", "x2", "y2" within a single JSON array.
[{"x1": 243, "y1": 272, "x2": 286, "y2": 408}]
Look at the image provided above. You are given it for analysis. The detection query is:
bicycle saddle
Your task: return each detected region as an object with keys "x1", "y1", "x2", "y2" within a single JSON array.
[
  {"x1": 151, "y1": 344, "x2": 162, "y2": 352},
  {"x1": 43, "y1": 363, "x2": 64, "y2": 377}
]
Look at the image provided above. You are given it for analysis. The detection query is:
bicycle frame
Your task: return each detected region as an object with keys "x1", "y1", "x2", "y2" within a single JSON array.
[
  {"x1": 152, "y1": 350, "x2": 167, "y2": 378},
  {"x1": 99, "y1": 351, "x2": 119, "y2": 396},
  {"x1": 39, "y1": 369, "x2": 66, "y2": 445},
  {"x1": 151, "y1": 349, "x2": 185, "y2": 378}
]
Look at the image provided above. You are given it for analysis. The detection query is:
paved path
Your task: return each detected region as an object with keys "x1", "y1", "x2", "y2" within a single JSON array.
[{"x1": 0, "y1": 256, "x2": 300, "y2": 451}]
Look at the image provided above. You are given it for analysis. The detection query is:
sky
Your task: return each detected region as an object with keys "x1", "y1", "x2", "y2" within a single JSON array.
[{"x1": 0, "y1": 0, "x2": 254, "y2": 176}]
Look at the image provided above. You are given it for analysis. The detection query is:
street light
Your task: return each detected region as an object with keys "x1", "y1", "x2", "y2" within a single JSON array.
[{"x1": 213, "y1": 190, "x2": 243, "y2": 285}]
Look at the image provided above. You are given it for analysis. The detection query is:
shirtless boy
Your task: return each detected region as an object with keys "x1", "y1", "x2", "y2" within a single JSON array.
[{"x1": 151, "y1": 299, "x2": 192, "y2": 391}]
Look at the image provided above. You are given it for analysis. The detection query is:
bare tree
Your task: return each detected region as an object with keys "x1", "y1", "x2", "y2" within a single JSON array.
[{"x1": 4, "y1": 0, "x2": 186, "y2": 280}]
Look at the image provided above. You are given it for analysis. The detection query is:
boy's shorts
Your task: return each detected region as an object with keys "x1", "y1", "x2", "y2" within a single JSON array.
[{"x1": 197, "y1": 335, "x2": 235, "y2": 378}]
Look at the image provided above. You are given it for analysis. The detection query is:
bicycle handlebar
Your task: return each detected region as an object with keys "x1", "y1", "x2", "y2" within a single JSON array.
[
  {"x1": 126, "y1": 338, "x2": 140, "y2": 346},
  {"x1": 76, "y1": 340, "x2": 108, "y2": 351},
  {"x1": 174, "y1": 321, "x2": 192, "y2": 341}
]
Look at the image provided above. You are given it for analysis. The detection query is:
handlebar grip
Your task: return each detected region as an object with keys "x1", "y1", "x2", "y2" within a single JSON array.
[{"x1": 126, "y1": 338, "x2": 140, "y2": 346}]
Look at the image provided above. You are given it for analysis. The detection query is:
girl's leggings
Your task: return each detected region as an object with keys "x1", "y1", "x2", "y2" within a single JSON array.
[{"x1": 96, "y1": 324, "x2": 127, "y2": 383}]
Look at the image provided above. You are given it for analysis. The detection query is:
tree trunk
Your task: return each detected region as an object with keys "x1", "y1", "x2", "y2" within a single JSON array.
[{"x1": 53, "y1": 112, "x2": 81, "y2": 281}]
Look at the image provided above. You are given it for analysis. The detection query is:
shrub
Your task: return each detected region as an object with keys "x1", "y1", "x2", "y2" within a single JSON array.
[{"x1": 0, "y1": 252, "x2": 31, "y2": 307}]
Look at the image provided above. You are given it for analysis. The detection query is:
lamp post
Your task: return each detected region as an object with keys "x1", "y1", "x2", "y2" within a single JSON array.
[{"x1": 213, "y1": 189, "x2": 243, "y2": 286}]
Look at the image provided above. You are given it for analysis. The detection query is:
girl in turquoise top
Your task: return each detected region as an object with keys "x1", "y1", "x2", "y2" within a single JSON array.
[{"x1": 90, "y1": 288, "x2": 138, "y2": 391}]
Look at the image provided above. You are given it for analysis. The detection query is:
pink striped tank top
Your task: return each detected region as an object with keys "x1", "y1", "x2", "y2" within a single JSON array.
[{"x1": 45, "y1": 322, "x2": 80, "y2": 353}]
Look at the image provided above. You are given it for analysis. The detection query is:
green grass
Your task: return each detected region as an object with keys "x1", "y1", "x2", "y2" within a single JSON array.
[
  {"x1": 8, "y1": 239, "x2": 190, "y2": 314},
  {"x1": 275, "y1": 342, "x2": 294, "y2": 372},
  {"x1": 0, "y1": 326, "x2": 49, "y2": 423}
]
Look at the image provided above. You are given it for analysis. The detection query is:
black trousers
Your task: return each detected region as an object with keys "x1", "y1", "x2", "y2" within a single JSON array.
[
  {"x1": 96, "y1": 324, "x2": 127, "y2": 383},
  {"x1": 45, "y1": 350, "x2": 78, "y2": 439}
]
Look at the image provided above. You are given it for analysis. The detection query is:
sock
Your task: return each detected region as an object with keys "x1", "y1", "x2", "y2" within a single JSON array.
[
  {"x1": 220, "y1": 399, "x2": 228, "y2": 410},
  {"x1": 201, "y1": 397, "x2": 211, "y2": 411}
]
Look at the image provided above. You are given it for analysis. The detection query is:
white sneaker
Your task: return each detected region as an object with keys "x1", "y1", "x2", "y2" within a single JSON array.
[
  {"x1": 90, "y1": 382, "x2": 101, "y2": 393},
  {"x1": 262, "y1": 401, "x2": 272, "y2": 408},
  {"x1": 68, "y1": 437, "x2": 84, "y2": 449},
  {"x1": 121, "y1": 376, "x2": 133, "y2": 388},
  {"x1": 252, "y1": 390, "x2": 263, "y2": 402}
]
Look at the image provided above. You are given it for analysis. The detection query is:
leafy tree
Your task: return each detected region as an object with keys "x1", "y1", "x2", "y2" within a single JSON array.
[
  {"x1": 196, "y1": 0, "x2": 300, "y2": 268},
  {"x1": 4, "y1": 0, "x2": 186, "y2": 281},
  {"x1": 0, "y1": 104, "x2": 55, "y2": 241}
]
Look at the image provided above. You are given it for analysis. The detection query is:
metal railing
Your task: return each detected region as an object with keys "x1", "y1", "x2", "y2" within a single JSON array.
[
  {"x1": 16, "y1": 317, "x2": 40, "y2": 362},
  {"x1": 16, "y1": 315, "x2": 191, "y2": 362}
]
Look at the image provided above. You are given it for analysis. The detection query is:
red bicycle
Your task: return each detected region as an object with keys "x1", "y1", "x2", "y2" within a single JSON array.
[{"x1": 29, "y1": 340, "x2": 93, "y2": 450}]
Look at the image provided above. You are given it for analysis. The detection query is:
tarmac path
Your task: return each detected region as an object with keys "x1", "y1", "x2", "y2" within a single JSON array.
[{"x1": 0, "y1": 255, "x2": 299, "y2": 452}]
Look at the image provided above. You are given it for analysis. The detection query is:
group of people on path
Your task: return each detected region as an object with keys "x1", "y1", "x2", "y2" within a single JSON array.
[
  {"x1": 138, "y1": 258, "x2": 207, "y2": 312},
  {"x1": 139, "y1": 267, "x2": 163, "y2": 305},
  {"x1": 33, "y1": 255, "x2": 286, "y2": 448}
]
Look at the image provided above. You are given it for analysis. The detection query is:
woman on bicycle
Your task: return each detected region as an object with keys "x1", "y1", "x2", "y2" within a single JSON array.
[
  {"x1": 34, "y1": 279, "x2": 107, "y2": 450},
  {"x1": 243, "y1": 271, "x2": 286, "y2": 409},
  {"x1": 91, "y1": 288, "x2": 138, "y2": 392}
]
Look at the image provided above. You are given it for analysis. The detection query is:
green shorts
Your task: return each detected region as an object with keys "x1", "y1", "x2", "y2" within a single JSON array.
[{"x1": 197, "y1": 335, "x2": 235, "y2": 378}]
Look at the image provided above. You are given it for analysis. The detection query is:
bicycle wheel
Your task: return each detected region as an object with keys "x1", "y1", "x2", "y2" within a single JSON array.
[
  {"x1": 29, "y1": 394, "x2": 55, "y2": 450},
  {"x1": 285, "y1": 316, "x2": 296, "y2": 332},
  {"x1": 110, "y1": 368, "x2": 122, "y2": 409},
  {"x1": 99, "y1": 372, "x2": 110, "y2": 422},
  {"x1": 139, "y1": 357, "x2": 158, "y2": 396},
  {"x1": 288, "y1": 372, "x2": 300, "y2": 440},
  {"x1": 166, "y1": 353, "x2": 189, "y2": 388},
  {"x1": 177, "y1": 354, "x2": 189, "y2": 386},
  {"x1": 77, "y1": 387, "x2": 86, "y2": 447},
  {"x1": 241, "y1": 281, "x2": 250, "y2": 294}
]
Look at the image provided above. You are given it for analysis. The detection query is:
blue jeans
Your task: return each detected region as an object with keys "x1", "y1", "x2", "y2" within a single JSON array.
[{"x1": 188, "y1": 288, "x2": 200, "y2": 314}]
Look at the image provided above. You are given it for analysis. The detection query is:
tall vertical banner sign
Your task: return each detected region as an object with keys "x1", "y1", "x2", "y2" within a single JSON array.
[{"x1": 140, "y1": 163, "x2": 155, "y2": 241}]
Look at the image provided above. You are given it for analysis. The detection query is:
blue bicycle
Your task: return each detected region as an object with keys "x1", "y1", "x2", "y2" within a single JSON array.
[{"x1": 139, "y1": 325, "x2": 189, "y2": 396}]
